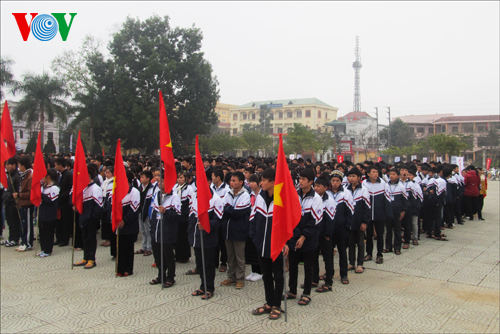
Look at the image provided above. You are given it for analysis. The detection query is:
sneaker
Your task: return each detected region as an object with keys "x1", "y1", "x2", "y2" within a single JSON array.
[
  {"x1": 220, "y1": 279, "x2": 236, "y2": 286},
  {"x1": 246, "y1": 272, "x2": 256, "y2": 281},
  {"x1": 39, "y1": 252, "x2": 50, "y2": 257},
  {"x1": 236, "y1": 281, "x2": 244, "y2": 289},
  {"x1": 0, "y1": 240, "x2": 9, "y2": 245},
  {"x1": 250, "y1": 273, "x2": 262, "y2": 282},
  {"x1": 17, "y1": 246, "x2": 32, "y2": 252},
  {"x1": 16, "y1": 245, "x2": 27, "y2": 251},
  {"x1": 5, "y1": 241, "x2": 18, "y2": 247}
]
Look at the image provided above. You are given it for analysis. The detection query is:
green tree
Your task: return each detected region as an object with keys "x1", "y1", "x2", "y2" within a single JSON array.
[
  {"x1": 241, "y1": 130, "x2": 273, "y2": 156},
  {"x1": 43, "y1": 136, "x2": 56, "y2": 154},
  {"x1": 24, "y1": 133, "x2": 37, "y2": 154},
  {"x1": 200, "y1": 132, "x2": 242, "y2": 156},
  {"x1": 284, "y1": 123, "x2": 319, "y2": 155},
  {"x1": 379, "y1": 118, "x2": 415, "y2": 148},
  {"x1": 88, "y1": 15, "x2": 219, "y2": 154},
  {"x1": 315, "y1": 129, "x2": 334, "y2": 158},
  {"x1": 1, "y1": 57, "x2": 15, "y2": 100},
  {"x1": 11, "y1": 72, "x2": 69, "y2": 147},
  {"x1": 427, "y1": 134, "x2": 467, "y2": 158},
  {"x1": 258, "y1": 105, "x2": 274, "y2": 135}
]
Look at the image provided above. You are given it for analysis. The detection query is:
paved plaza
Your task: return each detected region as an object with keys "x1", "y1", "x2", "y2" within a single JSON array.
[{"x1": 1, "y1": 182, "x2": 499, "y2": 333}]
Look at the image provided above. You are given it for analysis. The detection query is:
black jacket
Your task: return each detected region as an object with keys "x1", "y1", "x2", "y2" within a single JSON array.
[
  {"x1": 249, "y1": 190, "x2": 280, "y2": 259},
  {"x1": 2, "y1": 169, "x2": 20, "y2": 205},
  {"x1": 119, "y1": 186, "x2": 140, "y2": 235},
  {"x1": 39, "y1": 184, "x2": 59, "y2": 221},
  {"x1": 150, "y1": 192, "x2": 181, "y2": 244},
  {"x1": 58, "y1": 169, "x2": 72, "y2": 208},
  {"x1": 346, "y1": 184, "x2": 371, "y2": 230},
  {"x1": 287, "y1": 188, "x2": 322, "y2": 253}
]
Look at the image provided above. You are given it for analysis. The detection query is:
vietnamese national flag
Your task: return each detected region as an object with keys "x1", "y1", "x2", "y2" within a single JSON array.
[
  {"x1": 271, "y1": 134, "x2": 302, "y2": 261},
  {"x1": 72, "y1": 131, "x2": 89, "y2": 214},
  {"x1": 159, "y1": 91, "x2": 177, "y2": 193},
  {"x1": 1, "y1": 101, "x2": 17, "y2": 158},
  {"x1": 0, "y1": 132, "x2": 9, "y2": 188},
  {"x1": 111, "y1": 139, "x2": 129, "y2": 232},
  {"x1": 30, "y1": 132, "x2": 47, "y2": 207},
  {"x1": 195, "y1": 135, "x2": 211, "y2": 233}
]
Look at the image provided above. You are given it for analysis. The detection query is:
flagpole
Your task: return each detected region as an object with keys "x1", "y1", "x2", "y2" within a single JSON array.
[
  {"x1": 115, "y1": 228, "x2": 119, "y2": 277},
  {"x1": 33, "y1": 208, "x2": 40, "y2": 257},
  {"x1": 198, "y1": 220, "x2": 208, "y2": 301},
  {"x1": 160, "y1": 149, "x2": 164, "y2": 290},
  {"x1": 283, "y1": 252, "x2": 288, "y2": 322},
  {"x1": 8, "y1": 172, "x2": 24, "y2": 235},
  {"x1": 71, "y1": 211, "x2": 76, "y2": 269}
]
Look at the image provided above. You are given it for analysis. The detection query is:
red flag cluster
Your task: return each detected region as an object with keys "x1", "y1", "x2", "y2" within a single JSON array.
[{"x1": 111, "y1": 139, "x2": 129, "y2": 232}]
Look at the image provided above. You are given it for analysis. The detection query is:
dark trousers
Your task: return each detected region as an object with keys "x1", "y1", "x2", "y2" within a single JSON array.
[
  {"x1": 443, "y1": 203, "x2": 454, "y2": 227},
  {"x1": 39, "y1": 220, "x2": 56, "y2": 254},
  {"x1": 81, "y1": 219, "x2": 98, "y2": 262},
  {"x1": 175, "y1": 220, "x2": 191, "y2": 261},
  {"x1": 348, "y1": 229, "x2": 365, "y2": 267},
  {"x1": 427, "y1": 205, "x2": 442, "y2": 237},
  {"x1": 19, "y1": 206, "x2": 34, "y2": 247},
  {"x1": 55, "y1": 206, "x2": 72, "y2": 244},
  {"x1": 117, "y1": 233, "x2": 135, "y2": 275},
  {"x1": 214, "y1": 228, "x2": 227, "y2": 267},
  {"x1": 478, "y1": 195, "x2": 484, "y2": 219},
  {"x1": 332, "y1": 228, "x2": 348, "y2": 279},
  {"x1": 454, "y1": 195, "x2": 463, "y2": 223},
  {"x1": 386, "y1": 212, "x2": 402, "y2": 251},
  {"x1": 110, "y1": 232, "x2": 117, "y2": 257},
  {"x1": 463, "y1": 195, "x2": 479, "y2": 218},
  {"x1": 402, "y1": 213, "x2": 412, "y2": 244},
  {"x1": 101, "y1": 218, "x2": 113, "y2": 241},
  {"x1": 152, "y1": 241, "x2": 176, "y2": 282},
  {"x1": 195, "y1": 246, "x2": 216, "y2": 293},
  {"x1": 313, "y1": 237, "x2": 333, "y2": 286},
  {"x1": 5, "y1": 203, "x2": 20, "y2": 243},
  {"x1": 366, "y1": 220, "x2": 385, "y2": 257},
  {"x1": 288, "y1": 248, "x2": 315, "y2": 296},
  {"x1": 258, "y1": 254, "x2": 284, "y2": 308}
]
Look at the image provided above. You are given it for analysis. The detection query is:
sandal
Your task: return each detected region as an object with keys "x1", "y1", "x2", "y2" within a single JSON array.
[
  {"x1": 319, "y1": 274, "x2": 326, "y2": 281},
  {"x1": 298, "y1": 295, "x2": 311, "y2": 306},
  {"x1": 143, "y1": 250, "x2": 152, "y2": 256},
  {"x1": 135, "y1": 249, "x2": 146, "y2": 254},
  {"x1": 426, "y1": 234, "x2": 434, "y2": 239},
  {"x1": 315, "y1": 285, "x2": 332, "y2": 293},
  {"x1": 376, "y1": 256, "x2": 384, "y2": 264},
  {"x1": 201, "y1": 292, "x2": 213, "y2": 300},
  {"x1": 300, "y1": 282, "x2": 318, "y2": 288},
  {"x1": 268, "y1": 306, "x2": 283, "y2": 320},
  {"x1": 150, "y1": 278, "x2": 162, "y2": 285},
  {"x1": 192, "y1": 289, "x2": 205, "y2": 296},
  {"x1": 84, "y1": 260, "x2": 96, "y2": 269},
  {"x1": 440, "y1": 233, "x2": 447, "y2": 238},
  {"x1": 348, "y1": 265, "x2": 355, "y2": 271},
  {"x1": 355, "y1": 266, "x2": 364, "y2": 274},
  {"x1": 163, "y1": 281, "x2": 175, "y2": 288},
  {"x1": 402, "y1": 243, "x2": 409, "y2": 249},
  {"x1": 219, "y1": 265, "x2": 227, "y2": 272},
  {"x1": 185, "y1": 269, "x2": 199, "y2": 275},
  {"x1": 252, "y1": 304, "x2": 272, "y2": 315},
  {"x1": 341, "y1": 277, "x2": 349, "y2": 284},
  {"x1": 395, "y1": 250, "x2": 401, "y2": 255},
  {"x1": 413, "y1": 240, "x2": 419, "y2": 245},
  {"x1": 382, "y1": 249, "x2": 391, "y2": 253},
  {"x1": 282, "y1": 291, "x2": 297, "y2": 300},
  {"x1": 435, "y1": 237, "x2": 448, "y2": 241},
  {"x1": 364, "y1": 255, "x2": 372, "y2": 261},
  {"x1": 74, "y1": 259, "x2": 87, "y2": 267}
]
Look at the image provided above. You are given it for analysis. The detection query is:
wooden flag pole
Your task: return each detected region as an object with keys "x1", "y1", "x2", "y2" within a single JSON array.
[
  {"x1": 115, "y1": 228, "x2": 120, "y2": 277},
  {"x1": 33, "y1": 208, "x2": 40, "y2": 257},
  {"x1": 8, "y1": 172, "x2": 24, "y2": 235},
  {"x1": 283, "y1": 252, "x2": 288, "y2": 322},
  {"x1": 71, "y1": 211, "x2": 76, "y2": 269},
  {"x1": 198, "y1": 220, "x2": 209, "y2": 301},
  {"x1": 160, "y1": 153, "x2": 164, "y2": 290}
]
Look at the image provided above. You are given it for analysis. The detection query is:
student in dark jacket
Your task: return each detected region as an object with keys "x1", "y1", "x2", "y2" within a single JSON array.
[
  {"x1": 286, "y1": 168, "x2": 322, "y2": 306},
  {"x1": 14, "y1": 156, "x2": 34, "y2": 252},
  {"x1": 385, "y1": 168, "x2": 409, "y2": 255},
  {"x1": 188, "y1": 190, "x2": 224, "y2": 299},
  {"x1": 1, "y1": 158, "x2": 21, "y2": 247},
  {"x1": 249, "y1": 168, "x2": 287, "y2": 320},
  {"x1": 173, "y1": 171, "x2": 194, "y2": 263},
  {"x1": 346, "y1": 168, "x2": 370, "y2": 274},
  {"x1": 136, "y1": 170, "x2": 154, "y2": 256},
  {"x1": 441, "y1": 165, "x2": 457, "y2": 229},
  {"x1": 115, "y1": 170, "x2": 141, "y2": 277},
  {"x1": 54, "y1": 158, "x2": 73, "y2": 247},
  {"x1": 312, "y1": 176, "x2": 336, "y2": 291},
  {"x1": 73, "y1": 166, "x2": 104, "y2": 269},
  {"x1": 149, "y1": 176, "x2": 181, "y2": 288},
  {"x1": 37, "y1": 169, "x2": 60, "y2": 257}
]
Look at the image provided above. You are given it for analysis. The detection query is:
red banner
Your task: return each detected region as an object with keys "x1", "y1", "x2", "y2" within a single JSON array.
[
  {"x1": 377, "y1": 157, "x2": 382, "y2": 162},
  {"x1": 337, "y1": 155, "x2": 344, "y2": 163},
  {"x1": 486, "y1": 158, "x2": 492, "y2": 171}
]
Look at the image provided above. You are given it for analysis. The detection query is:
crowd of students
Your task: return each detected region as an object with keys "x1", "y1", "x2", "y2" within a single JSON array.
[{"x1": 0, "y1": 153, "x2": 489, "y2": 320}]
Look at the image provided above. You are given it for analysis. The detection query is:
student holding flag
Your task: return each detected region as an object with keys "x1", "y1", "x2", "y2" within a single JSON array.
[
  {"x1": 36, "y1": 170, "x2": 59, "y2": 257},
  {"x1": 13, "y1": 156, "x2": 34, "y2": 252}
]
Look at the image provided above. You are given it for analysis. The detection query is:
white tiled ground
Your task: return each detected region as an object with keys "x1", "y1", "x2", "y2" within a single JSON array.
[{"x1": 1, "y1": 182, "x2": 499, "y2": 333}]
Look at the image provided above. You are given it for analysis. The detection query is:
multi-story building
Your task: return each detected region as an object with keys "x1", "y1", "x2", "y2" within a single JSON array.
[
  {"x1": 1, "y1": 101, "x2": 62, "y2": 153},
  {"x1": 226, "y1": 98, "x2": 338, "y2": 136},
  {"x1": 214, "y1": 101, "x2": 238, "y2": 134}
]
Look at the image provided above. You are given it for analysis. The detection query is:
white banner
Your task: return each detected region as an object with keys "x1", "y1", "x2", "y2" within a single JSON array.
[
  {"x1": 289, "y1": 154, "x2": 295, "y2": 160},
  {"x1": 411, "y1": 155, "x2": 417, "y2": 161},
  {"x1": 451, "y1": 156, "x2": 458, "y2": 164},
  {"x1": 395, "y1": 156, "x2": 401, "y2": 162},
  {"x1": 422, "y1": 157, "x2": 428, "y2": 163},
  {"x1": 437, "y1": 156, "x2": 443, "y2": 163},
  {"x1": 457, "y1": 157, "x2": 465, "y2": 174}
]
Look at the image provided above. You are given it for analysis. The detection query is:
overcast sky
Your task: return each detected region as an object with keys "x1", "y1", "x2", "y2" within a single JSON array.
[{"x1": 2, "y1": 1, "x2": 499, "y2": 124}]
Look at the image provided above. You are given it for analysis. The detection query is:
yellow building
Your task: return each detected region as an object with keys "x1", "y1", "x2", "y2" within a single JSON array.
[{"x1": 225, "y1": 98, "x2": 338, "y2": 135}]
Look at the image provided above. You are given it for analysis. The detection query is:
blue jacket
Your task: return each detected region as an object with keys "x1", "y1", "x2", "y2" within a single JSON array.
[
  {"x1": 79, "y1": 183, "x2": 103, "y2": 228},
  {"x1": 287, "y1": 188, "x2": 322, "y2": 253},
  {"x1": 362, "y1": 178, "x2": 394, "y2": 221},
  {"x1": 346, "y1": 183, "x2": 371, "y2": 230},
  {"x1": 387, "y1": 179, "x2": 410, "y2": 215},
  {"x1": 119, "y1": 186, "x2": 140, "y2": 235},
  {"x1": 318, "y1": 192, "x2": 336, "y2": 238},
  {"x1": 39, "y1": 184, "x2": 59, "y2": 221},
  {"x1": 327, "y1": 187, "x2": 354, "y2": 232},
  {"x1": 249, "y1": 190, "x2": 279, "y2": 259}
]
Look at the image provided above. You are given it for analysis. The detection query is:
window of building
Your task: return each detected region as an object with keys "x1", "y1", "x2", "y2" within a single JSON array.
[
  {"x1": 296, "y1": 110, "x2": 302, "y2": 118},
  {"x1": 277, "y1": 127, "x2": 283, "y2": 134},
  {"x1": 462, "y1": 123, "x2": 473, "y2": 133},
  {"x1": 477, "y1": 125, "x2": 486, "y2": 132},
  {"x1": 428, "y1": 127, "x2": 434, "y2": 134},
  {"x1": 233, "y1": 128, "x2": 237, "y2": 135},
  {"x1": 287, "y1": 111, "x2": 292, "y2": 118},
  {"x1": 452, "y1": 126, "x2": 459, "y2": 133},
  {"x1": 242, "y1": 113, "x2": 247, "y2": 120},
  {"x1": 441, "y1": 126, "x2": 446, "y2": 133},
  {"x1": 350, "y1": 137, "x2": 356, "y2": 145},
  {"x1": 277, "y1": 111, "x2": 283, "y2": 119},
  {"x1": 19, "y1": 130, "x2": 23, "y2": 139},
  {"x1": 233, "y1": 114, "x2": 238, "y2": 121},
  {"x1": 478, "y1": 137, "x2": 490, "y2": 146},
  {"x1": 305, "y1": 110, "x2": 311, "y2": 117},
  {"x1": 491, "y1": 122, "x2": 500, "y2": 130},
  {"x1": 252, "y1": 113, "x2": 256, "y2": 120},
  {"x1": 48, "y1": 132, "x2": 53, "y2": 140},
  {"x1": 325, "y1": 112, "x2": 328, "y2": 119},
  {"x1": 417, "y1": 127, "x2": 425, "y2": 133},
  {"x1": 318, "y1": 110, "x2": 321, "y2": 118},
  {"x1": 222, "y1": 111, "x2": 226, "y2": 114}
]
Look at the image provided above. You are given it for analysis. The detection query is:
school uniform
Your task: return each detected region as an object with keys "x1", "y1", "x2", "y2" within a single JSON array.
[
  {"x1": 425, "y1": 176, "x2": 446, "y2": 238},
  {"x1": 327, "y1": 187, "x2": 354, "y2": 280},
  {"x1": 187, "y1": 193, "x2": 224, "y2": 294},
  {"x1": 312, "y1": 192, "x2": 336, "y2": 286},
  {"x1": 150, "y1": 191, "x2": 181, "y2": 283},
  {"x1": 138, "y1": 182, "x2": 155, "y2": 253},
  {"x1": 55, "y1": 169, "x2": 73, "y2": 245},
  {"x1": 453, "y1": 172, "x2": 465, "y2": 223},
  {"x1": 249, "y1": 190, "x2": 283, "y2": 309},
  {"x1": 79, "y1": 182, "x2": 104, "y2": 262},
  {"x1": 38, "y1": 183, "x2": 60, "y2": 255},
  {"x1": 362, "y1": 178, "x2": 394, "y2": 259},
  {"x1": 116, "y1": 186, "x2": 140, "y2": 275},
  {"x1": 2, "y1": 169, "x2": 20, "y2": 244},
  {"x1": 222, "y1": 187, "x2": 251, "y2": 283},
  {"x1": 346, "y1": 183, "x2": 371, "y2": 268},
  {"x1": 101, "y1": 177, "x2": 114, "y2": 242},
  {"x1": 173, "y1": 183, "x2": 194, "y2": 262},
  {"x1": 210, "y1": 181, "x2": 230, "y2": 268},
  {"x1": 18, "y1": 169, "x2": 34, "y2": 248},
  {"x1": 287, "y1": 188, "x2": 322, "y2": 298},
  {"x1": 401, "y1": 178, "x2": 415, "y2": 245},
  {"x1": 386, "y1": 179, "x2": 409, "y2": 252},
  {"x1": 245, "y1": 190, "x2": 261, "y2": 275},
  {"x1": 443, "y1": 176, "x2": 458, "y2": 228},
  {"x1": 407, "y1": 180, "x2": 423, "y2": 241}
]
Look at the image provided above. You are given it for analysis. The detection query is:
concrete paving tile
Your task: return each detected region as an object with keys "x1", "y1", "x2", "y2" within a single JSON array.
[
  {"x1": 440, "y1": 318, "x2": 490, "y2": 333},
  {"x1": 0, "y1": 312, "x2": 49, "y2": 333},
  {"x1": 80, "y1": 323, "x2": 136, "y2": 333},
  {"x1": 184, "y1": 319, "x2": 245, "y2": 333},
  {"x1": 19, "y1": 323, "x2": 70, "y2": 334},
  {"x1": 49, "y1": 311, "x2": 107, "y2": 332}
]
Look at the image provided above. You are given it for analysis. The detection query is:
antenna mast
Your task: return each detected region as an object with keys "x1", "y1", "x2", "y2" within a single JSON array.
[{"x1": 352, "y1": 36, "x2": 362, "y2": 112}]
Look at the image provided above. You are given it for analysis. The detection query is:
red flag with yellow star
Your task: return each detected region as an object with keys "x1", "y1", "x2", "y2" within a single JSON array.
[
  {"x1": 72, "y1": 131, "x2": 89, "y2": 214},
  {"x1": 270, "y1": 134, "x2": 301, "y2": 261},
  {"x1": 30, "y1": 132, "x2": 47, "y2": 207},
  {"x1": 111, "y1": 139, "x2": 129, "y2": 232},
  {"x1": 159, "y1": 91, "x2": 177, "y2": 193}
]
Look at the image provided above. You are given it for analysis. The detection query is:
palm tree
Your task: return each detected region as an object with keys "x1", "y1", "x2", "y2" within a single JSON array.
[
  {"x1": 11, "y1": 72, "x2": 70, "y2": 147},
  {"x1": 70, "y1": 87, "x2": 103, "y2": 154},
  {"x1": 1, "y1": 57, "x2": 16, "y2": 100}
]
